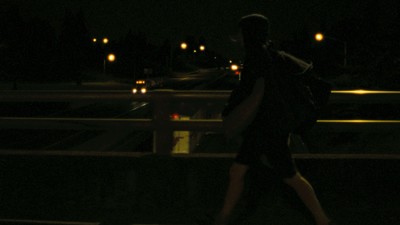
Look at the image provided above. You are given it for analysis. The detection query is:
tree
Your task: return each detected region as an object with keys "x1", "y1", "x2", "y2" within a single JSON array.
[
  {"x1": 23, "y1": 17, "x2": 56, "y2": 81},
  {"x1": 56, "y1": 9, "x2": 91, "y2": 82},
  {"x1": 0, "y1": 4, "x2": 25, "y2": 83},
  {"x1": 115, "y1": 30, "x2": 149, "y2": 79}
]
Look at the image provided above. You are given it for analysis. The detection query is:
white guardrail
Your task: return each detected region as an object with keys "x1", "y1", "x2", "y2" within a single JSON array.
[{"x1": 1, "y1": 89, "x2": 400, "y2": 155}]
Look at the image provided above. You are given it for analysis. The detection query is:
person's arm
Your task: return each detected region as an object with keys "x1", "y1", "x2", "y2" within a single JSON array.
[{"x1": 223, "y1": 77, "x2": 265, "y2": 139}]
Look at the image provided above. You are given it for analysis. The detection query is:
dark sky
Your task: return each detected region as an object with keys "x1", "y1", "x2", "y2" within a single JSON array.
[{"x1": 5, "y1": 0, "x2": 399, "y2": 58}]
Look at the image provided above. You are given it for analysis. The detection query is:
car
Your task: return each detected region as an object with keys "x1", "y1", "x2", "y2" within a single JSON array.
[
  {"x1": 132, "y1": 80, "x2": 148, "y2": 94},
  {"x1": 228, "y1": 63, "x2": 242, "y2": 79}
]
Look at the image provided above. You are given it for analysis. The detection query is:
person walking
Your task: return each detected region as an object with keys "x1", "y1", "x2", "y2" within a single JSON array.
[{"x1": 214, "y1": 14, "x2": 333, "y2": 225}]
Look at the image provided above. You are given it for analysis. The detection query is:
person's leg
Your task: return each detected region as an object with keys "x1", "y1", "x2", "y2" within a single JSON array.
[
  {"x1": 214, "y1": 162, "x2": 249, "y2": 225},
  {"x1": 284, "y1": 173, "x2": 331, "y2": 225}
]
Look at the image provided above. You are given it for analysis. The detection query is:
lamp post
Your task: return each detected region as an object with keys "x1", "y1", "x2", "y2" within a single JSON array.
[
  {"x1": 104, "y1": 53, "x2": 116, "y2": 74},
  {"x1": 93, "y1": 37, "x2": 114, "y2": 74},
  {"x1": 315, "y1": 32, "x2": 347, "y2": 67}
]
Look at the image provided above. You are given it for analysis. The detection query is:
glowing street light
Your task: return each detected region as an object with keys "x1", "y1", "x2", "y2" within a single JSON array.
[
  {"x1": 199, "y1": 45, "x2": 206, "y2": 51},
  {"x1": 315, "y1": 33, "x2": 324, "y2": 42},
  {"x1": 104, "y1": 53, "x2": 116, "y2": 74},
  {"x1": 180, "y1": 42, "x2": 188, "y2": 50},
  {"x1": 92, "y1": 37, "x2": 110, "y2": 44},
  {"x1": 107, "y1": 53, "x2": 116, "y2": 62}
]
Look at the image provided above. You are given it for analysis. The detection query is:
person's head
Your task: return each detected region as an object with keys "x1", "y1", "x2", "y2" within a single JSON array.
[{"x1": 239, "y1": 14, "x2": 270, "y2": 50}]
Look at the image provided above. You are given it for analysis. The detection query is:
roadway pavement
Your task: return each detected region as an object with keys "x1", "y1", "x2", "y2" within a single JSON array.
[{"x1": 0, "y1": 68, "x2": 230, "y2": 91}]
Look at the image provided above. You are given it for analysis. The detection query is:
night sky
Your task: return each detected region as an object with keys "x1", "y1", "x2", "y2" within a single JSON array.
[{"x1": 4, "y1": 0, "x2": 399, "y2": 58}]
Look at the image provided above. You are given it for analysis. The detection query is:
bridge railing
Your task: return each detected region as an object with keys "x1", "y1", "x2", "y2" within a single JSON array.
[{"x1": 1, "y1": 89, "x2": 400, "y2": 156}]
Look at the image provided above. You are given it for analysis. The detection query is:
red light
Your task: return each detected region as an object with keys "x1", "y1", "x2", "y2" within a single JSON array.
[
  {"x1": 171, "y1": 113, "x2": 180, "y2": 120},
  {"x1": 235, "y1": 71, "x2": 240, "y2": 75}
]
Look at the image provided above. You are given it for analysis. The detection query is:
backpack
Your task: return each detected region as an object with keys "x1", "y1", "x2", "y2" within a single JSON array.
[{"x1": 269, "y1": 51, "x2": 332, "y2": 134}]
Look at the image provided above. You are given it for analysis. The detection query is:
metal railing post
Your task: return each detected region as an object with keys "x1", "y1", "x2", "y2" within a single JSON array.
[{"x1": 152, "y1": 90, "x2": 174, "y2": 154}]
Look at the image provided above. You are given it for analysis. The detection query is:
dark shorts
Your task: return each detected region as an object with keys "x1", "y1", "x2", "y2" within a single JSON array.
[{"x1": 235, "y1": 132, "x2": 297, "y2": 178}]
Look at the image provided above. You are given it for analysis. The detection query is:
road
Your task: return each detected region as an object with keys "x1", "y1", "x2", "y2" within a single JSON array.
[{"x1": 0, "y1": 68, "x2": 238, "y2": 153}]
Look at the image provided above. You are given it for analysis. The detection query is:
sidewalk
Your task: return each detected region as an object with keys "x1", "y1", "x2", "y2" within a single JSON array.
[{"x1": 0, "y1": 154, "x2": 398, "y2": 225}]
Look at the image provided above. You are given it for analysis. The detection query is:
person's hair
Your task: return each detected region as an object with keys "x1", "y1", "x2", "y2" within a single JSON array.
[{"x1": 239, "y1": 14, "x2": 270, "y2": 49}]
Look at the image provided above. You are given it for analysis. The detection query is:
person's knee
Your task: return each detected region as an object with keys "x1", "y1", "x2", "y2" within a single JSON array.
[{"x1": 229, "y1": 163, "x2": 248, "y2": 182}]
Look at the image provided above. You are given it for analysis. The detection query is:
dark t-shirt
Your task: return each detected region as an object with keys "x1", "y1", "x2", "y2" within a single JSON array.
[
  {"x1": 223, "y1": 47, "x2": 311, "y2": 177},
  {"x1": 222, "y1": 47, "x2": 312, "y2": 138}
]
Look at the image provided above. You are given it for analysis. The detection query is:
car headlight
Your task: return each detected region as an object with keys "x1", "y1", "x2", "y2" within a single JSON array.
[
  {"x1": 132, "y1": 88, "x2": 138, "y2": 94},
  {"x1": 231, "y1": 64, "x2": 239, "y2": 71},
  {"x1": 141, "y1": 88, "x2": 147, "y2": 94}
]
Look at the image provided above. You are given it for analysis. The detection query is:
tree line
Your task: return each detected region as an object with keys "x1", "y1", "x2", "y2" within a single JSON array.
[
  {"x1": 0, "y1": 4, "x2": 223, "y2": 84},
  {"x1": 1, "y1": 5, "x2": 94, "y2": 83},
  {"x1": 1, "y1": 2, "x2": 399, "y2": 88},
  {"x1": 282, "y1": 1, "x2": 400, "y2": 89}
]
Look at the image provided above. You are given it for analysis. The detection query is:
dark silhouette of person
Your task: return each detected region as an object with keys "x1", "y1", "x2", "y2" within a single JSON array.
[{"x1": 214, "y1": 14, "x2": 333, "y2": 225}]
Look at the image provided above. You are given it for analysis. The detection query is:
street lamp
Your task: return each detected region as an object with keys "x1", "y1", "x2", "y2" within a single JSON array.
[
  {"x1": 104, "y1": 53, "x2": 116, "y2": 74},
  {"x1": 199, "y1": 45, "x2": 206, "y2": 51},
  {"x1": 92, "y1": 37, "x2": 109, "y2": 44},
  {"x1": 315, "y1": 32, "x2": 347, "y2": 67},
  {"x1": 180, "y1": 42, "x2": 188, "y2": 50},
  {"x1": 107, "y1": 53, "x2": 116, "y2": 62},
  {"x1": 314, "y1": 33, "x2": 324, "y2": 42}
]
